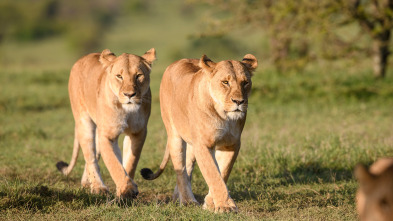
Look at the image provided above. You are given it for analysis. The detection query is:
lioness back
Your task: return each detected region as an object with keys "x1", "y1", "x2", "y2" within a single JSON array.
[
  {"x1": 69, "y1": 53, "x2": 104, "y2": 122},
  {"x1": 160, "y1": 58, "x2": 208, "y2": 143},
  {"x1": 162, "y1": 59, "x2": 202, "y2": 97}
]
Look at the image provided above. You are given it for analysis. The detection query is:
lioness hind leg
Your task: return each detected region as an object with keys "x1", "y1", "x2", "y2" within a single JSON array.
[
  {"x1": 81, "y1": 164, "x2": 90, "y2": 188},
  {"x1": 76, "y1": 117, "x2": 108, "y2": 194},
  {"x1": 173, "y1": 143, "x2": 196, "y2": 201},
  {"x1": 81, "y1": 130, "x2": 104, "y2": 190},
  {"x1": 169, "y1": 136, "x2": 198, "y2": 205},
  {"x1": 203, "y1": 144, "x2": 240, "y2": 212},
  {"x1": 80, "y1": 163, "x2": 109, "y2": 194}
]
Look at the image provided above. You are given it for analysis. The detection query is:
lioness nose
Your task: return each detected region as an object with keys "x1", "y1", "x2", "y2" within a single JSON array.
[
  {"x1": 123, "y1": 92, "x2": 136, "y2": 98},
  {"x1": 231, "y1": 98, "x2": 245, "y2": 105}
]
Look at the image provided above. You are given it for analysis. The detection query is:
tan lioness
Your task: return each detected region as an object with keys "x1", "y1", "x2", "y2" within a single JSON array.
[
  {"x1": 56, "y1": 48, "x2": 156, "y2": 198},
  {"x1": 141, "y1": 54, "x2": 257, "y2": 212},
  {"x1": 355, "y1": 158, "x2": 393, "y2": 221}
]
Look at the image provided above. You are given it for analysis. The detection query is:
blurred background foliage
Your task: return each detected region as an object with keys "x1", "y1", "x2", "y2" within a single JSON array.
[
  {"x1": 0, "y1": 0, "x2": 392, "y2": 77},
  {"x1": 198, "y1": 0, "x2": 393, "y2": 77},
  {"x1": 0, "y1": 0, "x2": 121, "y2": 53}
]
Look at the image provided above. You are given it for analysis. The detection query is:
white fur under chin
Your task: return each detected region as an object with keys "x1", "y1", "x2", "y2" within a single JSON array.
[
  {"x1": 227, "y1": 111, "x2": 245, "y2": 120},
  {"x1": 122, "y1": 103, "x2": 141, "y2": 112}
]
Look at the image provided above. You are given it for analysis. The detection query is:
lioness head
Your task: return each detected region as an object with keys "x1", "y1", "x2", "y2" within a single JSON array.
[
  {"x1": 199, "y1": 54, "x2": 258, "y2": 120},
  {"x1": 355, "y1": 162, "x2": 393, "y2": 221},
  {"x1": 99, "y1": 48, "x2": 156, "y2": 112}
]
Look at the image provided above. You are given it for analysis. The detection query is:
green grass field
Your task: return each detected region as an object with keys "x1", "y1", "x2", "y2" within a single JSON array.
[{"x1": 1, "y1": 1, "x2": 393, "y2": 220}]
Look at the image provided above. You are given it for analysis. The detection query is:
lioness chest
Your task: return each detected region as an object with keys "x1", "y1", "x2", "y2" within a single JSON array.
[
  {"x1": 105, "y1": 109, "x2": 147, "y2": 135},
  {"x1": 126, "y1": 110, "x2": 147, "y2": 133},
  {"x1": 210, "y1": 120, "x2": 243, "y2": 147}
]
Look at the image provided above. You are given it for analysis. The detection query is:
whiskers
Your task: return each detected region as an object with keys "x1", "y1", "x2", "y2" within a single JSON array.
[{"x1": 141, "y1": 96, "x2": 151, "y2": 104}]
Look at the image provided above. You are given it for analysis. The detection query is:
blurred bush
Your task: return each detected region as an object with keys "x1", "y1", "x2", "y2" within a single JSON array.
[
  {"x1": 0, "y1": 0, "x2": 122, "y2": 54},
  {"x1": 170, "y1": 34, "x2": 244, "y2": 61},
  {"x1": 0, "y1": 0, "x2": 62, "y2": 41}
]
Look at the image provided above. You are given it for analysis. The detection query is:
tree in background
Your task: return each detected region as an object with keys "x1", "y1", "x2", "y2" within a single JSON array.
[
  {"x1": 340, "y1": 0, "x2": 393, "y2": 78},
  {"x1": 196, "y1": 0, "x2": 338, "y2": 72},
  {"x1": 197, "y1": 0, "x2": 393, "y2": 78}
]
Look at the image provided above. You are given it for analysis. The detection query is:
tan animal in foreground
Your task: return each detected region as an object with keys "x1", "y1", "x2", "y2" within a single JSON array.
[
  {"x1": 141, "y1": 54, "x2": 258, "y2": 212},
  {"x1": 56, "y1": 48, "x2": 156, "y2": 198},
  {"x1": 355, "y1": 158, "x2": 393, "y2": 221}
]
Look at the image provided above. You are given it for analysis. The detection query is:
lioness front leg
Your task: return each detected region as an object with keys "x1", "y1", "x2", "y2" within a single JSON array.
[
  {"x1": 122, "y1": 129, "x2": 147, "y2": 179},
  {"x1": 203, "y1": 143, "x2": 240, "y2": 212},
  {"x1": 98, "y1": 133, "x2": 138, "y2": 198},
  {"x1": 194, "y1": 143, "x2": 237, "y2": 213}
]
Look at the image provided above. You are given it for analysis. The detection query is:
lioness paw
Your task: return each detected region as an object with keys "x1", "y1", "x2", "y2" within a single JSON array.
[
  {"x1": 180, "y1": 199, "x2": 199, "y2": 206},
  {"x1": 214, "y1": 198, "x2": 238, "y2": 213},
  {"x1": 90, "y1": 186, "x2": 109, "y2": 195},
  {"x1": 116, "y1": 182, "x2": 138, "y2": 199},
  {"x1": 202, "y1": 194, "x2": 215, "y2": 211}
]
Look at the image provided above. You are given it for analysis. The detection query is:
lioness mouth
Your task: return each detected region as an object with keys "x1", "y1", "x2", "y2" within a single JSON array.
[{"x1": 125, "y1": 101, "x2": 141, "y2": 105}]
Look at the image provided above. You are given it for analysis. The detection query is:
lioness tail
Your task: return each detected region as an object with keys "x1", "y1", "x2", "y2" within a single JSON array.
[
  {"x1": 140, "y1": 143, "x2": 170, "y2": 180},
  {"x1": 56, "y1": 136, "x2": 79, "y2": 176}
]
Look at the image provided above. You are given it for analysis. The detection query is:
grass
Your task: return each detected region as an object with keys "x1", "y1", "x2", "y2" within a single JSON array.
[
  {"x1": 1, "y1": 1, "x2": 393, "y2": 220},
  {"x1": 1, "y1": 65, "x2": 393, "y2": 220}
]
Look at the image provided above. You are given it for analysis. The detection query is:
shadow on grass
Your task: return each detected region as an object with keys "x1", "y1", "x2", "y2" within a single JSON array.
[
  {"x1": 231, "y1": 184, "x2": 357, "y2": 212},
  {"x1": 228, "y1": 161, "x2": 363, "y2": 206},
  {"x1": 276, "y1": 161, "x2": 355, "y2": 185},
  {"x1": 0, "y1": 185, "x2": 106, "y2": 212},
  {"x1": 0, "y1": 184, "x2": 160, "y2": 212}
]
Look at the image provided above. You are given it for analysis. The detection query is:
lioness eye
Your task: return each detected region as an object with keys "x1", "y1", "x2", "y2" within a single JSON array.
[
  {"x1": 116, "y1": 75, "x2": 123, "y2": 80},
  {"x1": 222, "y1": 81, "x2": 229, "y2": 85}
]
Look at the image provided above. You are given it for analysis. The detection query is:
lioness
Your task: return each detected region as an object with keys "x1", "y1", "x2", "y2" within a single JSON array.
[
  {"x1": 56, "y1": 48, "x2": 156, "y2": 198},
  {"x1": 141, "y1": 54, "x2": 257, "y2": 212},
  {"x1": 355, "y1": 158, "x2": 393, "y2": 221}
]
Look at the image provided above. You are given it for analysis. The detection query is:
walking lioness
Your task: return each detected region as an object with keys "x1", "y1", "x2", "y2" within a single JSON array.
[
  {"x1": 355, "y1": 158, "x2": 393, "y2": 221},
  {"x1": 141, "y1": 54, "x2": 257, "y2": 212},
  {"x1": 56, "y1": 49, "x2": 156, "y2": 198}
]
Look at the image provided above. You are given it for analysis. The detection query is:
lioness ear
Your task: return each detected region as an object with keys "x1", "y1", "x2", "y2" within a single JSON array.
[
  {"x1": 355, "y1": 164, "x2": 376, "y2": 194},
  {"x1": 142, "y1": 48, "x2": 156, "y2": 65},
  {"x1": 199, "y1": 55, "x2": 216, "y2": 73},
  {"x1": 241, "y1": 54, "x2": 258, "y2": 72},
  {"x1": 99, "y1": 49, "x2": 116, "y2": 68}
]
